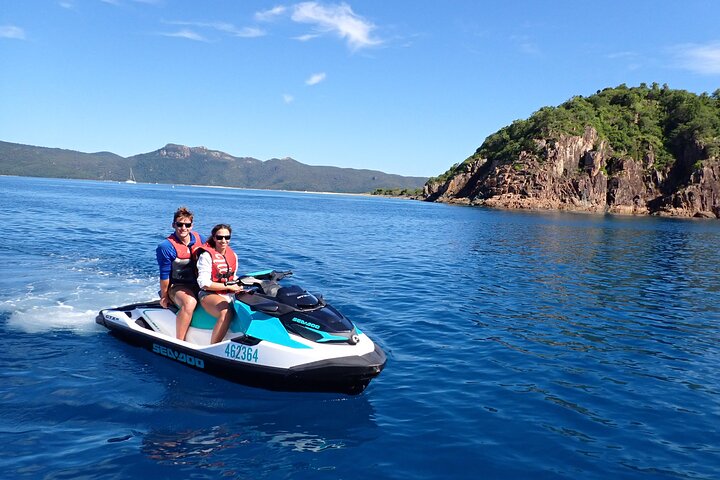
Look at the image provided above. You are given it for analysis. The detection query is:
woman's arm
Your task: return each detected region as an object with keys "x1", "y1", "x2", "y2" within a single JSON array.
[{"x1": 197, "y1": 252, "x2": 213, "y2": 289}]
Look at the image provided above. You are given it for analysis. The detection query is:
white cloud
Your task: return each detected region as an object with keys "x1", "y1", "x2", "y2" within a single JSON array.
[
  {"x1": 672, "y1": 42, "x2": 720, "y2": 75},
  {"x1": 227, "y1": 26, "x2": 265, "y2": 38},
  {"x1": 201, "y1": 21, "x2": 264, "y2": 38},
  {"x1": 518, "y1": 41, "x2": 540, "y2": 55},
  {"x1": 59, "y1": 1, "x2": 76, "y2": 9},
  {"x1": 283, "y1": 94, "x2": 295, "y2": 104},
  {"x1": 165, "y1": 20, "x2": 265, "y2": 38},
  {"x1": 159, "y1": 3, "x2": 382, "y2": 50},
  {"x1": 294, "y1": 33, "x2": 320, "y2": 42},
  {"x1": 305, "y1": 72, "x2": 326, "y2": 85},
  {"x1": 0, "y1": 25, "x2": 25, "y2": 40},
  {"x1": 256, "y1": 6, "x2": 287, "y2": 22},
  {"x1": 162, "y1": 29, "x2": 208, "y2": 42},
  {"x1": 606, "y1": 51, "x2": 638, "y2": 60},
  {"x1": 510, "y1": 34, "x2": 539, "y2": 56},
  {"x1": 291, "y1": 2, "x2": 381, "y2": 50},
  {"x1": 102, "y1": 0, "x2": 162, "y2": 5}
]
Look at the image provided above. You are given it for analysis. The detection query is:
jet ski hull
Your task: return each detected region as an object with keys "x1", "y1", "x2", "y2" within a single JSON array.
[{"x1": 96, "y1": 301, "x2": 385, "y2": 395}]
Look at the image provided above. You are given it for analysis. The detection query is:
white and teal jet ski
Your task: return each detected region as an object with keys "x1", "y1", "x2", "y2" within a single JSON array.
[{"x1": 96, "y1": 270, "x2": 386, "y2": 394}]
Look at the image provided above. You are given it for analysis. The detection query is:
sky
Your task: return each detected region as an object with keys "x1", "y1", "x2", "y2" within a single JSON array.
[{"x1": 2, "y1": 1, "x2": 720, "y2": 178}]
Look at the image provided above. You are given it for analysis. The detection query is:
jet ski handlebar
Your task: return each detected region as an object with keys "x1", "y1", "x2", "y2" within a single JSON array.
[{"x1": 239, "y1": 269, "x2": 293, "y2": 285}]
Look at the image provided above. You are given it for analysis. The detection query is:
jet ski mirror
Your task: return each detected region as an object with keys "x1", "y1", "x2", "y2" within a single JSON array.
[{"x1": 274, "y1": 270, "x2": 293, "y2": 281}]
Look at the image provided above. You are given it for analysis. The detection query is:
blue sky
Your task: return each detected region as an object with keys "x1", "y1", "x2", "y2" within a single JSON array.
[{"x1": 2, "y1": 1, "x2": 720, "y2": 177}]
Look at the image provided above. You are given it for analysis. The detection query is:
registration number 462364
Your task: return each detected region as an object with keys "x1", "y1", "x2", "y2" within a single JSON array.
[{"x1": 224, "y1": 343, "x2": 259, "y2": 363}]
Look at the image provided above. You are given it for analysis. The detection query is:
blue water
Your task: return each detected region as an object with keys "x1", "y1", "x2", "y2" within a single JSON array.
[{"x1": 1, "y1": 176, "x2": 719, "y2": 479}]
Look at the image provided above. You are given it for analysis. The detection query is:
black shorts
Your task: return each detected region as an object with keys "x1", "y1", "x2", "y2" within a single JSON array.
[{"x1": 169, "y1": 283, "x2": 200, "y2": 299}]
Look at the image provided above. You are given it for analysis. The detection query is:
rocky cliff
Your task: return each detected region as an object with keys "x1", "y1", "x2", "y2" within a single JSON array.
[{"x1": 425, "y1": 85, "x2": 720, "y2": 219}]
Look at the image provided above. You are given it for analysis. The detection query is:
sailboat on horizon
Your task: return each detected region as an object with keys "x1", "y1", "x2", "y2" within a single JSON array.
[{"x1": 125, "y1": 167, "x2": 137, "y2": 184}]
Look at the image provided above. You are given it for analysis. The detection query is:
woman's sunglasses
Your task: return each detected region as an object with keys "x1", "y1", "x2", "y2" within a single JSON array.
[{"x1": 215, "y1": 235, "x2": 231, "y2": 240}]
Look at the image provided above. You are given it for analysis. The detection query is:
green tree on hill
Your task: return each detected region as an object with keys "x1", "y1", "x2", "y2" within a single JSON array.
[{"x1": 429, "y1": 84, "x2": 720, "y2": 183}]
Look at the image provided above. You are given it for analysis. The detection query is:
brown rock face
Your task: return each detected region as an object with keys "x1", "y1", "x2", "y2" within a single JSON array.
[
  {"x1": 425, "y1": 127, "x2": 719, "y2": 219},
  {"x1": 654, "y1": 165, "x2": 720, "y2": 218}
]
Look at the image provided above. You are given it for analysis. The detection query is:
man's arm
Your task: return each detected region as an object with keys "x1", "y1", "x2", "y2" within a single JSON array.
[
  {"x1": 156, "y1": 242, "x2": 174, "y2": 308},
  {"x1": 159, "y1": 278, "x2": 171, "y2": 308}
]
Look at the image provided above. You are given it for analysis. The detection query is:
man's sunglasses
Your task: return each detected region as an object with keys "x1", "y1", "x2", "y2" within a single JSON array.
[{"x1": 174, "y1": 222, "x2": 192, "y2": 228}]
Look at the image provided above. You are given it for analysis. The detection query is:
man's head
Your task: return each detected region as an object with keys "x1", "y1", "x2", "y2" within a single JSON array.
[
  {"x1": 172, "y1": 207, "x2": 194, "y2": 240},
  {"x1": 173, "y1": 206, "x2": 194, "y2": 225}
]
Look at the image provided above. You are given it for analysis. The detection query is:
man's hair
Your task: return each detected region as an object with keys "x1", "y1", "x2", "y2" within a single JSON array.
[{"x1": 173, "y1": 206, "x2": 194, "y2": 223}]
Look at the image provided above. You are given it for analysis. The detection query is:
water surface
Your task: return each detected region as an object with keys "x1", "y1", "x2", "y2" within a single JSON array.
[{"x1": 1, "y1": 176, "x2": 719, "y2": 479}]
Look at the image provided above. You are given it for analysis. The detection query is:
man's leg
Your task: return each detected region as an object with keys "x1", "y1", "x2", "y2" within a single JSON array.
[{"x1": 170, "y1": 286, "x2": 198, "y2": 341}]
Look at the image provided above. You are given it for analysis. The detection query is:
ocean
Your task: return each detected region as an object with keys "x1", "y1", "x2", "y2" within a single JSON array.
[{"x1": 1, "y1": 176, "x2": 719, "y2": 479}]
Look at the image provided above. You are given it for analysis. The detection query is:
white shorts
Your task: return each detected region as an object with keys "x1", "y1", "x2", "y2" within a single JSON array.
[{"x1": 198, "y1": 291, "x2": 235, "y2": 304}]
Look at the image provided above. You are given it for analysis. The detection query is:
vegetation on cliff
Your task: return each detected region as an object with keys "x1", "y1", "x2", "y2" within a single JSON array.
[
  {"x1": 429, "y1": 84, "x2": 720, "y2": 183},
  {"x1": 370, "y1": 187, "x2": 423, "y2": 197}
]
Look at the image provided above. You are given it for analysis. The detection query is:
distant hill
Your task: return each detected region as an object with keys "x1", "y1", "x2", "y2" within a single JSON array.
[{"x1": 0, "y1": 141, "x2": 427, "y2": 193}]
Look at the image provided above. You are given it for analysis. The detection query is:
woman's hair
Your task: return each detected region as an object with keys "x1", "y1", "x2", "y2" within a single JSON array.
[
  {"x1": 207, "y1": 223, "x2": 232, "y2": 248},
  {"x1": 173, "y1": 206, "x2": 194, "y2": 223}
]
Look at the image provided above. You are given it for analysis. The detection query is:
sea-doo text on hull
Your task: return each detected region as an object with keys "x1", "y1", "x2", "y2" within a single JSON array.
[{"x1": 96, "y1": 270, "x2": 386, "y2": 394}]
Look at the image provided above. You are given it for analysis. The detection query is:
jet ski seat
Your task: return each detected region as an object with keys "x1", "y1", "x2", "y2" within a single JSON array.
[{"x1": 141, "y1": 305, "x2": 235, "y2": 346}]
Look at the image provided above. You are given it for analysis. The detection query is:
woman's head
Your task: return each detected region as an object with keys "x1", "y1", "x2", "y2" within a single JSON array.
[{"x1": 208, "y1": 223, "x2": 232, "y2": 248}]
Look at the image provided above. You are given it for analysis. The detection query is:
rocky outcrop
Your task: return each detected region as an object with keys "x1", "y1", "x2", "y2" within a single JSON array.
[
  {"x1": 159, "y1": 144, "x2": 236, "y2": 161},
  {"x1": 652, "y1": 164, "x2": 720, "y2": 218},
  {"x1": 425, "y1": 127, "x2": 719, "y2": 219}
]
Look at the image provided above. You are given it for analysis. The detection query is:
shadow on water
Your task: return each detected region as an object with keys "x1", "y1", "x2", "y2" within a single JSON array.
[
  {"x1": 134, "y1": 388, "x2": 378, "y2": 477},
  {"x1": 101, "y1": 351, "x2": 380, "y2": 479}
]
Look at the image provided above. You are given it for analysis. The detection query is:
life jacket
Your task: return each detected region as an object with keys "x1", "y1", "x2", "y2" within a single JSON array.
[
  {"x1": 197, "y1": 243, "x2": 238, "y2": 292},
  {"x1": 167, "y1": 231, "x2": 202, "y2": 286}
]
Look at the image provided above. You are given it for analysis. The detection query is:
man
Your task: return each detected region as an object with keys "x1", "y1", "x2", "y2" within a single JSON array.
[{"x1": 156, "y1": 206, "x2": 204, "y2": 341}]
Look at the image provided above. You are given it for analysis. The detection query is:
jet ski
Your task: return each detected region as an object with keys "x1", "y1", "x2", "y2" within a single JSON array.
[{"x1": 96, "y1": 270, "x2": 386, "y2": 395}]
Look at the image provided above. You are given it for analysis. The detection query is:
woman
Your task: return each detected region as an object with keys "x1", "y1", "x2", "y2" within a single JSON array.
[{"x1": 196, "y1": 224, "x2": 246, "y2": 343}]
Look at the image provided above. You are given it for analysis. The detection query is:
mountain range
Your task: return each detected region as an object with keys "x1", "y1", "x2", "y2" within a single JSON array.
[{"x1": 0, "y1": 141, "x2": 427, "y2": 193}]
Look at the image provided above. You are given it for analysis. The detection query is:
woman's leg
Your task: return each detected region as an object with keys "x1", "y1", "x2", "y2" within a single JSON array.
[{"x1": 201, "y1": 294, "x2": 234, "y2": 344}]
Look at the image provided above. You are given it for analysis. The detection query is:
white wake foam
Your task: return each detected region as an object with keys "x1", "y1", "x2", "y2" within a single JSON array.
[{"x1": 3, "y1": 270, "x2": 157, "y2": 335}]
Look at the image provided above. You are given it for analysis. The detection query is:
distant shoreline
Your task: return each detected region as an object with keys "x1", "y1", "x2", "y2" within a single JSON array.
[{"x1": 0, "y1": 174, "x2": 399, "y2": 198}]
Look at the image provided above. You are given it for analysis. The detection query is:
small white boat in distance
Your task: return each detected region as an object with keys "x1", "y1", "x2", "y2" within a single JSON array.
[{"x1": 125, "y1": 167, "x2": 137, "y2": 184}]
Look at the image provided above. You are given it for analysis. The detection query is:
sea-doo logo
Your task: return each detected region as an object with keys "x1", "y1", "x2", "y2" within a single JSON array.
[
  {"x1": 292, "y1": 318, "x2": 320, "y2": 330},
  {"x1": 152, "y1": 344, "x2": 205, "y2": 369}
]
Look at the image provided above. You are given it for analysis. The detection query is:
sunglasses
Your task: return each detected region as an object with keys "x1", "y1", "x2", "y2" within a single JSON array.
[
  {"x1": 214, "y1": 235, "x2": 231, "y2": 240},
  {"x1": 174, "y1": 222, "x2": 192, "y2": 228}
]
